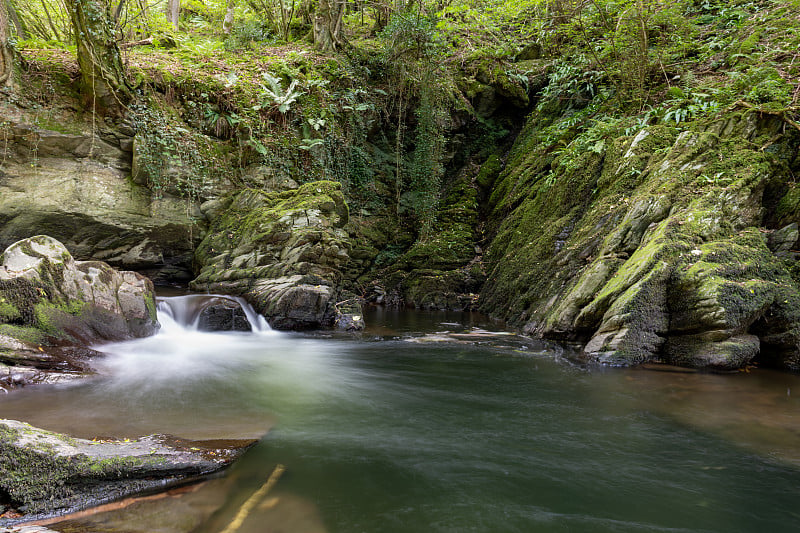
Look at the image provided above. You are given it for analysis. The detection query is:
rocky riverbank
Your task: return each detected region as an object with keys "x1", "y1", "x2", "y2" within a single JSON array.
[
  {"x1": 2, "y1": 3, "x2": 799, "y2": 373},
  {"x1": 481, "y1": 110, "x2": 800, "y2": 371}
]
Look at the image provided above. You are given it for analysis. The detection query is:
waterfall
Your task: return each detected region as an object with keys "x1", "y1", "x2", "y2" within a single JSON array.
[
  {"x1": 231, "y1": 296, "x2": 272, "y2": 332},
  {"x1": 156, "y1": 294, "x2": 272, "y2": 334}
]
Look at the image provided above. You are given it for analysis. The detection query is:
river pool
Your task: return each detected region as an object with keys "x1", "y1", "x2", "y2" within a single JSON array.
[{"x1": 2, "y1": 303, "x2": 800, "y2": 532}]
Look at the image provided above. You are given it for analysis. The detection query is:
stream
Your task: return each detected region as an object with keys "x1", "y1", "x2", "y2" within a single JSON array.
[{"x1": 2, "y1": 298, "x2": 800, "y2": 532}]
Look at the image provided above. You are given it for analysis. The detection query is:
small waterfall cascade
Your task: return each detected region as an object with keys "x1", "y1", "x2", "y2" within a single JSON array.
[
  {"x1": 231, "y1": 296, "x2": 272, "y2": 332},
  {"x1": 156, "y1": 294, "x2": 271, "y2": 333}
]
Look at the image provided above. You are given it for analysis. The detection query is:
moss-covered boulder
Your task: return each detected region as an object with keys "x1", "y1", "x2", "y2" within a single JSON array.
[
  {"x1": 0, "y1": 236, "x2": 158, "y2": 383},
  {"x1": 190, "y1": 181, "x2": 361, "y2": 329},
  {"x1": 482, "y1": 110, "x2": 800, "y2": 371},
  {"x1": 0, "y1": 419, "x2": 256, "y2": 522},
  {"x1": 399, "y1": 269, "x2": 481, "y2": 311}
]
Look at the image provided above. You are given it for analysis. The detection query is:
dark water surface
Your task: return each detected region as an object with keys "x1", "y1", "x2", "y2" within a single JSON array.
[{"x1": 2, "y1": 305, "x2": 800, "y2": 532}]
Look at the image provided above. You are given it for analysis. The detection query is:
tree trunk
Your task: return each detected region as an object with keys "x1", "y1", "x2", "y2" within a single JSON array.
[
  {"x1": 313, "y1": 0, "x2": 345, "y2": 51},
  {"x1": 137, "y1": 0, "x2": 150, "y2": 38},
  {"x1": 40, "y1": 0, "x2": 63, "y2": 40},
  {"x1": 6, "y1": 0, "x2": 27, "y2": 40},
  {"x1": 371, "y1": 0, "x2": 389, "y2": 34},
  {"x1": 222, "y1": 0, "x2": 235, "y2": 34},
  {"x1": 168, "y1": 0, "x2": 179, "y2": 32},
  {"x1": 0, "y1": 0, "x2": 14, "y2": 88},
  {"x1": 67, "y1": 0, "x2": 132, "y2": 117}
]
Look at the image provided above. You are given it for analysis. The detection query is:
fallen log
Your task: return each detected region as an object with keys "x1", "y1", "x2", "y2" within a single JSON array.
[{"x1": 120, "y1": 38, "x2": 154, "y2": 48}]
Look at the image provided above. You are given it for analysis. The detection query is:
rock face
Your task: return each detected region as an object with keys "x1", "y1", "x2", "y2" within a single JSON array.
[
  {"x1": 0, "y1": 419, "x2": 255, "y2": 522},
  {"x1": 482, "y1": 111, "x2": 800, "y2": 371},
  {"x1": 0, "y1": 119, "x2": 202, "y2": 283},
  {"x1": 0, "y1": 236, "x2": 158, "y2": 386},
  {"x1": 355, "y1": 163, "x2": 486, "y2": 312},
  {"x1": 191, "y1": 181, "x2": 362, "y2": 329}
]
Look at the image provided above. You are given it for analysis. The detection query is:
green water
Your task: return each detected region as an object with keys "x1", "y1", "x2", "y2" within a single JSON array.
[{"x1": 3, "y1": 307, "x2": 800, "y2": 532}]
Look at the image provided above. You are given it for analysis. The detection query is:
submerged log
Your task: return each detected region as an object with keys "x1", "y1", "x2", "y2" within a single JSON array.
[{"x1": 219, "y1": 464, "x2": 285, "y2": 533}]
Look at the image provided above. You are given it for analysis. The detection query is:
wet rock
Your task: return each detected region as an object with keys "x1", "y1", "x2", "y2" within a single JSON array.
[
  {"x1": 249, "y1": 275, "x2": 336, "y2": 330},
  {"x1": 0, "y1": 351, "x2": 93, "y2": 392},
  {"x1": 665, "y1": 333, "x2": 761, "y2": 370},
  {"x1": 0, "y1": 526, "x2": 61, "y2": 533},
  {"x1": 0, "y1": 420, "x2": 257, "y2": 524},
  {"x1": 334, "y1": 295, "x2": 365, "y2": 331},
  {"x1": 335, "y1": 313, "x2": 365, "y2": 331},
  {"x1": 197, "y1": 301, "x2": 251, "y2": 332}
]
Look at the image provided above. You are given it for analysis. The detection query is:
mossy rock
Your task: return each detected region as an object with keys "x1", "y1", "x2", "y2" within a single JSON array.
[
  {"x1": 0, "y1": 236, "x2": 158, "y2": 349},
  {"x1": 400, "y1": 269, "x2": 481, "y2": 311},
  {"x1": 191, "y1": 182, "x2": 358, "y2": 329},
  {"x1": 0, "y1": 420, "x2": 255, "y2": 519},
  {"x1": 481, "y1": 106, "x2": 800, "y2": 370},
  {"x1": 474, "y1": 62, "x2": 529, "y2": 108},
  {"x1": 192, "y1": 180, "x2": 350, "y2": 287},
  {"x1": 393, "y1": 226, "x2": 476, "y2": 272},
  {"x1": 475, "y1": 155, "x2": 503, "y2": 191}
]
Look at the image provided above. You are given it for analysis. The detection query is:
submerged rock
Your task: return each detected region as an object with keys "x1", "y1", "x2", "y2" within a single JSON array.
[
  {"x1": 196, "y1": 300, "x2": 251, "y2": 332},
  {"x1": 158, "y1": 294, "x2": 263, "y2": 332},
  {"x1": 0, "y1": 525, "x2": 60, "y2": 533},
  {"x1": 0, "y1": 420, "x2": 256, "y2": 524},
  {"x1": 334, "y1": 295, "x2": 366, "y2": 331}
]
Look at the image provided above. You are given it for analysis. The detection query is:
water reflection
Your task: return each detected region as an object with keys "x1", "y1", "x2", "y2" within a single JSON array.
[{"x1": 613, "y1": 367, "x2": 800, "y2": 465}]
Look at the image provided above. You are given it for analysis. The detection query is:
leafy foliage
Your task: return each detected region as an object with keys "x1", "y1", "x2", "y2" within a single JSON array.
[{"x1": 254, "y1": 71, "x2": 304, "y2": 113}]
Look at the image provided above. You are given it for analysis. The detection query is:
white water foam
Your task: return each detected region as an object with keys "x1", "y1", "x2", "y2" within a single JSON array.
[{"x1": 156, "y1": 294, "x2": 272, "y2": 333}]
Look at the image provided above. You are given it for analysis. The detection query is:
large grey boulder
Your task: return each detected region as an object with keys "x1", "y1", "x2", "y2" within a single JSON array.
[
  {"x1": 248, "y1": 275, "x2": 336, "y2": 330},
  {"x1": 0, "y1": 236, "x2": 158, "y2": 386},
  {"x1": 0, "y1": 235, "x2": 158, "y2": 343}
]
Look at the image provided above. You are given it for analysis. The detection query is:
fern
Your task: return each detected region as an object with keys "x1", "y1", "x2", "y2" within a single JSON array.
[{"x1": 254, "y1": 72, "x2": 305, "y2": 114}]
